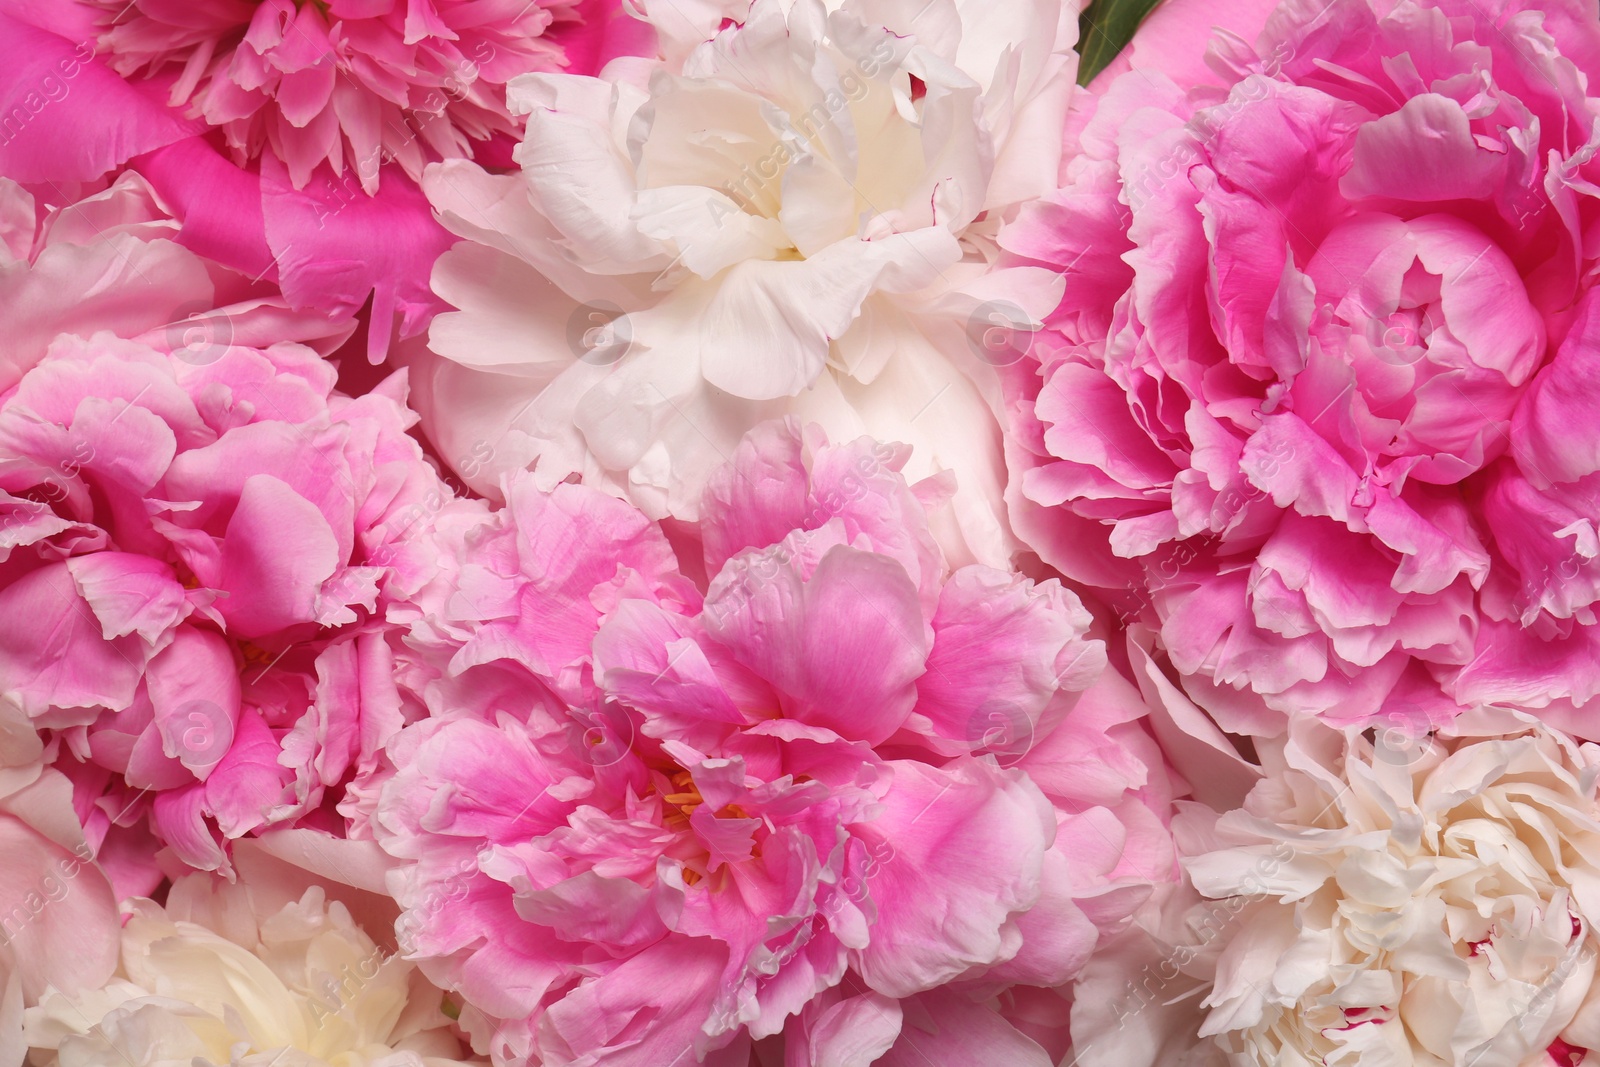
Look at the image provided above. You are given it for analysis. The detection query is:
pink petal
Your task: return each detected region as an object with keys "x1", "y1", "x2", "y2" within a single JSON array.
[
  {"x1": 0, "y1": 804, "x2": 117, "y2": 1001},
  {"x1": 704, "y1": 544, "x2": 929, "y2": 746},
  {"x1": 64, "y1": 553, "x2": 188, "y2": 644},
  {"x1": 915, "y1": 566, "x2": 1102, "y2": 752},
  {"x1": 0, "y1": 12, "x2": 195, "y2": 182},
  {"x1": 538, "y1": 938, "x2": 728, "y2": 1067},
  {"x1": 851, "y1": 759, "x2": 1053, "y2": 998},
  {"x1": 878, "y1": 990, "x2": 1053, "y2": 1067},
  {"x1": 0, "y1": 563, "x2": 147, "y2": 719},
  {"x1": 260, "y1": 155, "x2": 452, "y2": 362},
  {"x1": 215, "y1": 473, "x2": 341, "y2": 638},
  {"x1": 203, "y1": 708, "x2": 290, "y2": 837}
]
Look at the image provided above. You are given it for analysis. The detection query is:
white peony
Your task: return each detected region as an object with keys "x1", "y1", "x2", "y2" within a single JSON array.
[
  {"x1": 23, "y1": 877, "x2": 477, "y2": 1067},
  {"x1": 410, "y1": 0, "x2": 1077, "y2": 567},
  {"x1": 1171, "y1": 708, "x2": 1600, "y2": 1067}
]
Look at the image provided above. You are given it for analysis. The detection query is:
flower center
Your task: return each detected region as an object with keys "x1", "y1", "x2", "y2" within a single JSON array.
[
  {"x1": 661, "y1": 771, "x2": 704, "y2": 828},
  {"x1": 656, "y1": 769, "x2": 758, "y2": 888}
]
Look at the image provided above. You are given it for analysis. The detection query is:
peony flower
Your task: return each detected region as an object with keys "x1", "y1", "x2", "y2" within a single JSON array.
[
  {"x1": 0, "y1": 40, "x2": 444, "y2": 363},
  {"x1": 23, "y1": 873, "x2": 479, "y2": 1067},
  {"x1": 85, "y1": 0, "x2": 624, "y2": 194},
  {"x1": 367, "y1": 418, "x2": 1160, "y2": 1065},
  {"x1": 0, "y1": 329, "x2": 460, "y2": 885},
  {"x1": 1001, "y1": 0, "x2": 1600, "y2": 733},
  {"x1": 1142, "y1": 708, "x2": 1600, "y2": 1067},
  {"x1": 410, "y1": 0, "x2": 1079, "y2": 567}
]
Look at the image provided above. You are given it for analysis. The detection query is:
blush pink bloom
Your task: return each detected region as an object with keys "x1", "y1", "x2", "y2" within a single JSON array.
[
  {"x1": 87, "y1": 0, "x2": 645, "y2": 194},
  {"x1": 1003, "y1": 0, "x2": 1600, "y2": 735},
  {"x1": 368, "y1": 419, "x2": 1171, "y2": 1065},
  {"x1": 0, "y1": 171, "x2": 350, "y2": 393},
  {"x1": 0, "y1": 329, "x2": 458, "y2": 886}
]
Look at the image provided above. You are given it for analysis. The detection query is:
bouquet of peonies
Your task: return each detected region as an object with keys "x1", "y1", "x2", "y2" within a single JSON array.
[{"x1": 2, "y1": 0, "x2": 1599, "y2": 1063}]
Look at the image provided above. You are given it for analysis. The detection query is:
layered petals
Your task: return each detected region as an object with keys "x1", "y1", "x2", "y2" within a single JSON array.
[{"x1": 1004, "y1": 0, "x2": 1600, "y2": 733}]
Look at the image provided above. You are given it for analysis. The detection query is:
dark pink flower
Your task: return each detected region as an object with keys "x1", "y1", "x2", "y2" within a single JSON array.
[{"x1": 88, "y1": 0, "x2": 610, "y2": 192}]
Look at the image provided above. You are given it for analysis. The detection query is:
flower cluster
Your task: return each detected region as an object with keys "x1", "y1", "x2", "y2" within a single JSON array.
[{"x1": 3, "y1": 0, "x2": 1600, "y2": 1065}]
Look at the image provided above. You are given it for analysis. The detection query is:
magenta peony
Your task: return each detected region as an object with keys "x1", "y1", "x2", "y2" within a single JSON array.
[
  {"x1": 0, "y1": 0, "x2": 651, "y2": 364},
  {"x1": 85, "y1": 0, "x2": 634, "y2": 193},
  {"x1": 1003, "y1": 0, "x2": 1600, "y2": 735}
]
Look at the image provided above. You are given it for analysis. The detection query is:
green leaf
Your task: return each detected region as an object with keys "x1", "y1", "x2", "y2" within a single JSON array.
[{"x1": 1077, "y1": 0, "x2": 1164, "y2": 86}]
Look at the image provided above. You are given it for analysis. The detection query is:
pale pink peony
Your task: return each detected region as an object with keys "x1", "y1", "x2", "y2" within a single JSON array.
[
  {"x1": 367, "y1": 419, "x2": 1173, "y2": 1065},
  {"x1": 1002, "y1": 0, "x2": 1600, "y2": 735},
  {"x1": 0, "y1": 329, "x2": 460, "y2": 886},
  {"x1": 86, "y1": 0, "x2": 636, "y2": 193}
]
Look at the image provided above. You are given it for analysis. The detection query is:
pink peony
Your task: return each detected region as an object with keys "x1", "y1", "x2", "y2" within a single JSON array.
[
  {"x1": 85, "y1": 0, "x2": 641, "y2": 193},
  {"x1": 0, "y1": 328, "x2": 459, "y2": 887},
  {"x1": 368, "y1": 419, "x2": 1172, "y2": 1065},
  {"x1": 1003, "y1": 0, "x2": 1600, "y2": 734}
]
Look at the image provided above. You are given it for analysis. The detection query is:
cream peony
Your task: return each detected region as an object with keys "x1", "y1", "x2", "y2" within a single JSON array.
[
  {"x1": 23, "y1": 877, "x2": 477, "y2": 1067},
  {"x1": 1169, "y1": 709, "x2": 1600, "y2": 1067},
  {"x1": 411, "y1": 0, "x2": 1078, "y2": 567}
]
